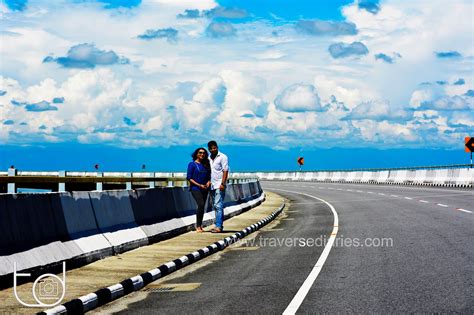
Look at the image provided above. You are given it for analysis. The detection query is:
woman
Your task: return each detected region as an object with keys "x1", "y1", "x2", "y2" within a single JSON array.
[{"x1": 186, "y1": 147, "x2": 211, "y2": 233}]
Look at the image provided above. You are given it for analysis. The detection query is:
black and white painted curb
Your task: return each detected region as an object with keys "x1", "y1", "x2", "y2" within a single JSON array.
[{"x1": 39, "y1": 203, "x2": 285, "y2": 315}]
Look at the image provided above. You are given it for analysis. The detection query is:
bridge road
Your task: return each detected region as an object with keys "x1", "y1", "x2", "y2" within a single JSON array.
[{"x1": 99, "y1": 182, "x2": 473, "y2": 314}]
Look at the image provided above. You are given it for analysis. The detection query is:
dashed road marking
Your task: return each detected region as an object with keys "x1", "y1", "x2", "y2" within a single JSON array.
[{"x1": 265, "y1": 184, "x2": 473, "y2": 216}]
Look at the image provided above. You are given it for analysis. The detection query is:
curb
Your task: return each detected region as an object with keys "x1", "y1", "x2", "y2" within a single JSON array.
[{"x1": 39, "y1": 202, "x2": 285, "y2": 314}]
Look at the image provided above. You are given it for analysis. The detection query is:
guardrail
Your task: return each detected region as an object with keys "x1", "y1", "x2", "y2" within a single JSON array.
[
  {"x1": 241, "y1": 165, "x2": 474, "y2": 187},
  {"x1": 233, "y1": 163, "x2": 473, "y2": 173},
  {"x1": 3, "y1": 164, "x2": 472, "y2": 193},
  {"x1": 0, "y1": 169, "x2": 257, "y2": 194}
]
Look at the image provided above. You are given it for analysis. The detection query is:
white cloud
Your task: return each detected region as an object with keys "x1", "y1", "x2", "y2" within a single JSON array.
[
  {"x1": 175, "y1": 76, "x2": 226, "y2": 130},
  {"x1": 345, "y1": 99, "x2": 412, "y2": 121},
  {"x1": 274, "y1": 84, "x2": 322, "y2": 112},
  {"x1": 0, "y1": 0, "x2": 473, "y2": 149}
]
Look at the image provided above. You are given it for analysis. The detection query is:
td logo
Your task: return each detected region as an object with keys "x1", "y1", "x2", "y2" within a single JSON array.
[{"x1": 13, "y1": 262, "x2": 66, "y2": 308}]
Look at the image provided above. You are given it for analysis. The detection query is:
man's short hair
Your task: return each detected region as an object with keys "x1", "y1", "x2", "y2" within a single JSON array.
[{"x1": 208, "y1": 140, "x2": 218, "y2": 148}]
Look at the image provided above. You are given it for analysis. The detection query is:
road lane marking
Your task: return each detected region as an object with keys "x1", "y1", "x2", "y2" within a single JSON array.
[
  {"x1": 265, "y1": 183, "x2": 473, "y2": 216},
  {"x1": 262, "y1": 182, "x2": 473, "y2": 195},
  {"x1": 270, "y1": 188, "x2": 339, "y2": 315}
]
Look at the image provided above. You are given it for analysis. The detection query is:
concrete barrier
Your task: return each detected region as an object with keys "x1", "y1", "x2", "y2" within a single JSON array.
[
  {"x1": 424, "y1": 169, "x2": 436, "y2": 184},
  {"x1": 377, "y1": 171, "x2": 390, "y2": 183},
  {"x1": 0, "y1": 180, "x2": 265, "y2": 285},
  {"x1": 359, "y1": 172, "x2": 369, "y2": 183},
  {"x1": 88, "y1": 190, "x2": 148, "y2": 252},
  {"x1": 0, "y1": 193, "x2": 83, "y2": 279},
  {"x1": 60, "y1": 191, "x2": 112, "y2": 256},
  {"x1": 456, "y1": 169, "x2": 473, "y2": 186},
  {"x1": 130, "y1": 189, "x2": 169, "y2": 226},
  {"x1": 368, "y1": 171, "x2": 380, "y2": 183},
  {"x1": 252, "y1": 167, "x2": 472, "y2": 187},
  {"x1": 345, "y1": 171, "x2": 356, "y2": 182}
]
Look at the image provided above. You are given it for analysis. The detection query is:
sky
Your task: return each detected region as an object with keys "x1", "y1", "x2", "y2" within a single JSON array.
[{"x1": 0, "y1": 0, "x2": 473, "y2": 171}]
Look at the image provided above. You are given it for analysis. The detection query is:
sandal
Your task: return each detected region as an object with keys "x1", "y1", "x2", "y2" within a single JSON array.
[{"x1": 211, "y1": 227, "x2": 223, "y2": 233}]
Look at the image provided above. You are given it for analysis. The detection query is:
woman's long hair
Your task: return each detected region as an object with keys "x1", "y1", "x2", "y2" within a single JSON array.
[{"x1": 191, "y1": 147, "x2": 210, "y2": 169}]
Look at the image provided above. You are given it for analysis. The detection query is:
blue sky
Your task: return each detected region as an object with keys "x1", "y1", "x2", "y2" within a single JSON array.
[
  {"x1": 1, "y1": 144, "x2": 470, "y2": 172},
  {"x1": 1, "y1": 0, "x2": 473, "y2": 171}
]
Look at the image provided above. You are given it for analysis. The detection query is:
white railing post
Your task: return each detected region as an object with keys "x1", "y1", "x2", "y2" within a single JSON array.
[
  {"x1": 7, "y1": 168, "x2": 17, "y2": 194},
  {"x1": 96, "y1": 172, "x2": 103, "y2": 191},
  {"x1": 126, "y1": 172, "x2": 132, "y2": 190},
  {"x1": 58, "y1": 170, "x2": 66, "y2": 192}
]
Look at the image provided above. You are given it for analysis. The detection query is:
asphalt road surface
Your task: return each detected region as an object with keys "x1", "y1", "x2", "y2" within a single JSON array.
[{"x1": 112, "y1": 182, "x2": 473, "y2": 314}]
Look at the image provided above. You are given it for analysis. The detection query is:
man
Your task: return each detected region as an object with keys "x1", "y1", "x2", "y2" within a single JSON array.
[{"x1": 208, "y1": 140, "x2": 229, "y2": 233}]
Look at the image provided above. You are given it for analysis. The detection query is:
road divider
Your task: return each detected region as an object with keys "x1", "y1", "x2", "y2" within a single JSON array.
[{"x1": 249, "y1": 167, "x2": 473, "y2": 187}]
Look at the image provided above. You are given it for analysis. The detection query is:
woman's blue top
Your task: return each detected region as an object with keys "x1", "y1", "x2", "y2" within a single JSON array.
[{"x1": 186, "y1": 161, "x2": 211, "y2": 191}]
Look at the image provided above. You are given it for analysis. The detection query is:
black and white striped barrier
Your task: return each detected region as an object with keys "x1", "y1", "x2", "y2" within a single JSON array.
[{"x1": 39, "y1": 203, "x2": 285, "y2": 315}]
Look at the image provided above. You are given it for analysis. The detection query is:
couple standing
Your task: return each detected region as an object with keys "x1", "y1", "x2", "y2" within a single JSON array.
[{"x1": 186, "y1": 140, "x2": 229, "y2": 233}]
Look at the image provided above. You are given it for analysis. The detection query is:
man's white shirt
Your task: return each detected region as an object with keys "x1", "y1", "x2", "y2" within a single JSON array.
[{"x1": 209, "y1": 152, "x2": 229, "y2": 190}]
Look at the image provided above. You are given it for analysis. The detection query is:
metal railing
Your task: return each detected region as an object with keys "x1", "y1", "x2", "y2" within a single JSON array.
[{"x1": 0, "y1": 169, "x2": 258, "y2": 194}]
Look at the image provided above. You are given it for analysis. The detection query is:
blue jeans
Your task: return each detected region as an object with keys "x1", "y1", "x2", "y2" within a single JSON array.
[{"x1": 210, "y1": 189, "x2": 225, "y2": 229}]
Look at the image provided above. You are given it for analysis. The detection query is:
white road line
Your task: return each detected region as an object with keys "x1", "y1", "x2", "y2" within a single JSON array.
[
  {"x1": 271, "y1": 188, "x2": 339, "y2": 315},
  {"x1": 456, "y1": 208, "x2": 472, "y2": 213},
  {"x1": 378, "y1": 193, "x2": 385, "y2": 196},
  {"x1": 419, "y1": 200, "x2": 429, "y2": 203},
  {"x1": 390, "y1": 195, "x2": 399, "y2": 197},
  {"x1": 404, "y1": 197, "x2": 413, "y2": 200},
  {"x1": 367, "y1": 191, "x2": 374, "y2": 194},
  {"x1": 356, "y1": 190, "x2": 363, "y2": 193},
  {"x1": 437, "y1": 203, "x2": 449, "y2": 207}
]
